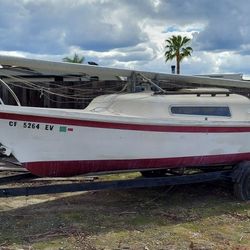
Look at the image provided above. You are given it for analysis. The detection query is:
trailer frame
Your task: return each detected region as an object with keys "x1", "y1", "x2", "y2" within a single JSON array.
[{"x1": 0, "y1": 162, "x2": 249, "y2": 200}]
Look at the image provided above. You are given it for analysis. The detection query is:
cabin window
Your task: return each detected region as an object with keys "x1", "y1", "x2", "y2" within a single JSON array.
[{"x1": 170, "y1": 106, "x2": 231, "y2": 117}]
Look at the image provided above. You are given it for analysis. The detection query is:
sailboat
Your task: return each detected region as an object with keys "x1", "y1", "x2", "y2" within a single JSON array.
[{"x1": 0, "y1": 55, "x2": 250, "y2": 177}]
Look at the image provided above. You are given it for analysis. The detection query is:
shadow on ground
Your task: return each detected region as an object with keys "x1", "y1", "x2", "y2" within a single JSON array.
[{"x1": 0, "y1": 181, "x2": 250, "y2": 249}]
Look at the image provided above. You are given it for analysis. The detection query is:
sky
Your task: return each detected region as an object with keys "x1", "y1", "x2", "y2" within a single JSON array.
[{"x1": 0, "y1": 0, "x2": 250, "y2": 76}]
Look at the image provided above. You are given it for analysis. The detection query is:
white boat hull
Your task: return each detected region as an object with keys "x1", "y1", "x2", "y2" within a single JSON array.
[{"x1": 1, "y1": 107, "x2": 250, "y2": 176}]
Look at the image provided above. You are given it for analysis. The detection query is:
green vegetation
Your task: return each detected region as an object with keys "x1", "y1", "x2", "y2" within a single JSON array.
[
  {"x1": 63, "y1": 53, "x2": 85, "y2": 63},
  {"x1": 165, "y1": 35, "x2": 193, "y2": 74}
]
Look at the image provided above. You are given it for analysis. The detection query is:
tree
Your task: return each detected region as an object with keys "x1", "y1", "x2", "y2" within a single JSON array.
[
  {"x1": 164, "y1": 35, "x2": 193, "y2": 74},
  {"x1": 63, "y1": 53, "x2": 85, "y2": 64}
]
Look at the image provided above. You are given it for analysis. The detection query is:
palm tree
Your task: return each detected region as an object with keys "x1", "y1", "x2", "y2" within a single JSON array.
[
  {"x1": 63, "y1": 53, "x2": 85, "y2": 64},
  {"x1": 164, "y1": 35, "x2": 193, "y2": 74}
]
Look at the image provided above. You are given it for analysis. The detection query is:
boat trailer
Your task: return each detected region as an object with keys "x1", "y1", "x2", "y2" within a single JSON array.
[{"x1": 0, "y1": 161, "x2": 250, "y2": 201}]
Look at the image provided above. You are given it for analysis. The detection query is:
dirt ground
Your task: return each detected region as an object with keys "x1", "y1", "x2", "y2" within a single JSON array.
[{"x1": 0, "y1": 162, "x2": 250, "y2": 250}]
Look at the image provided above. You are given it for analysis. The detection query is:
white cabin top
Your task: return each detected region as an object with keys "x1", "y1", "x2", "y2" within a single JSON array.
[{"x1": 85, "y1": 89, "x2": 250, "y2": 122}]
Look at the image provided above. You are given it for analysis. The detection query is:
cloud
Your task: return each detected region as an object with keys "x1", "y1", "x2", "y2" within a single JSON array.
[
  {"x1": 0, "y1": 0, "x2": 151, "y2": 53},
  {"x1": 0, "y1": 0, "x2": 250, "y2": 75}
]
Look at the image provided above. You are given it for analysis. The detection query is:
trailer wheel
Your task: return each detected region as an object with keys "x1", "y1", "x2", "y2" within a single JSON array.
[{"x1": 233, "y1": 162, "x2": 250, "y2": 201}]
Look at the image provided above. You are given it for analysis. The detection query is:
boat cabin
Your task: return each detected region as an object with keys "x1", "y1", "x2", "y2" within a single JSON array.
[{"x1": 85, "y1": 89, "x2": 250, "y2": 122}]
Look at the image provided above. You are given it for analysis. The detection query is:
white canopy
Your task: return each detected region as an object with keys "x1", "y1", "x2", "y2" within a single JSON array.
[{"x1": 0, "y1": 55, "x2": 249, "y2": 89}]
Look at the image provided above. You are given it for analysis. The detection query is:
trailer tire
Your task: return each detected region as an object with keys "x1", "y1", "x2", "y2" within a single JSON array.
[{"x1": 233, "y1": 164, "x2": 250, "y2": 201}]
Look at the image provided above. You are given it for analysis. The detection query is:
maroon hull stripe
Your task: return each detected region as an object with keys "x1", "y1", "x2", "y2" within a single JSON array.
[
  {"x1": 23, "y1": 152, "x2": 250, "y2": 177},
  {"x1": 1, "y1": 111, "x2": 250, "y2": 132}
]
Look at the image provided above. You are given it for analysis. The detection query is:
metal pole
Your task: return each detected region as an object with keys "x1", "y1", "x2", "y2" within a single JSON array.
[
  {"x1": 127, "y1": 71, "x2": 137, "y2": 93},
  {"x1": 138, "y1": 73, "x2": 166, "y2": 94}
]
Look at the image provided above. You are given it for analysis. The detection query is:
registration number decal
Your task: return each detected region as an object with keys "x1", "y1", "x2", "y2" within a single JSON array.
[{"x1": 9, "y1": 121, "x2": 55, "y2": 131}]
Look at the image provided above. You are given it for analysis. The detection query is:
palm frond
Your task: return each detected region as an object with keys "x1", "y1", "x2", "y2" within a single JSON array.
[
  {"x1": 63, "y1": 53, "x2": 85, "y2": 64},
  {"x1": 164, "y1": 34, "x2": 193, "y2": 73}
]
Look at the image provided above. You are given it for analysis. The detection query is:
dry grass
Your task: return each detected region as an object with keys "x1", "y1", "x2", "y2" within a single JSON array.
[{"x1": 0, "y1": 173, "x2": 250, "y2": 250}]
